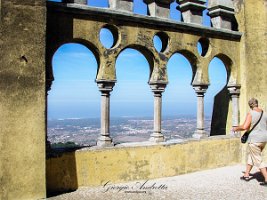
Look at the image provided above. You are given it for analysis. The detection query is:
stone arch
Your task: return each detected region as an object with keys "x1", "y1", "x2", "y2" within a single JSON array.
[
  {"x1": 170, "y1": 50, "x2": 198, "y2": 84},
  {"x1": 163, "y1": 52, "x2": 197, "y2": 139},
  {"x1": 115, "y1": 44, "x2": 155, "y2": 81},
  {"x1": 207, "y1": 55, "x2": 231, "y2": 136},
  {"x1": 212, "y1": 53, "x2": 233, "y2": 83},
  {"x1": 46, "y1": 39, "x2": 100, "y2": 90},
  {"x1": 112, "y1": 46, "x2": 153, "y2": 143},
  {"x1": 48, "y1": 41, "x2": 100, "y2": 116}
]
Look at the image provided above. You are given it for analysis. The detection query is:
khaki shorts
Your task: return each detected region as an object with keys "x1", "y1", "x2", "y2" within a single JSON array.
[{"x1": 247, "y1": 142, "x2": 267, "y2": 169}]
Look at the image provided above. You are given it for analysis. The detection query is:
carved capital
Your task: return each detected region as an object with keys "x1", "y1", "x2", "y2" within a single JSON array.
[
  {"x1": 96, "y1": 80, "x2": 116, "y2": 94},
  {"x1": 192, "y1": 84, "x2": 208, "y2": 96},
  {"x1": 149, "y1": 82, "x2": 167, "y2": 95},
  {"x1": 227, "y1": 84, "x2": 241, "y2": 97}
]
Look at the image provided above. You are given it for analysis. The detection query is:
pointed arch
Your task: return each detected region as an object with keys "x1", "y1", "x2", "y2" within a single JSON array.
[
  {"x1": 46, "y1": 39, "x2": 100, "y2": 90},
  {"x1": 171, "y1": 50, "x2": 198, "y2": 84},
  {"x1": 116, "y1": 44, "x2": 155, "y2": 80},
  {"x1": 111, "y1": 47, "x2": 154, "y2": 143},
  {"x1": 207, "y1": 56, "x2": 229, "y2": 136},
  {"x1": 163, "y1": 52, "x2": 197, "y2": 139},
  {"x1": 48, "y1": 42, "x2": 99, "y2": 117}
]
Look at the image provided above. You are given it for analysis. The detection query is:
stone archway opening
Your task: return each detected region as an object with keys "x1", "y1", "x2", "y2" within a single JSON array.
[
  {"x1": 163, "y1": 53, "x2": 196, "y2": 140},
  {"x1": 111, "y1": 48, "x2": 153, "y2": 144},
  {"x1": 47, "y1": 43, "x2": 99, "y2": 148},
  {"x1": 206, "y1": 56, "x2": 229, "y2": 136}
]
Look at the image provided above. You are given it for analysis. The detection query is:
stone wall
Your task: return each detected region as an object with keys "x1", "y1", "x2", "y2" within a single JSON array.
[
  {"x1": 47, "y1": 136, "x2": 241, "y2": 193},
  {"x1": 0, "y1": 0, "x2": 266, "y2": 199},
  {"x1": 233, "y1": 0, "x2": 267, "y2": 162},
  {"x1": 0, "y1": 0, "x2": 46, "y2": 199}
]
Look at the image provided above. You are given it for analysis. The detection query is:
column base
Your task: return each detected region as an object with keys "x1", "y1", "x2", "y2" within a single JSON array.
[
  {"x1": 97, "y1": 135, "x2": 114, "y2": 147},
  {"x1": 149, "y1": 132, "x2": 165, "y2": 143},
  {"x1": 192, "y1": 130, "x2": 208, "y2": 139}
]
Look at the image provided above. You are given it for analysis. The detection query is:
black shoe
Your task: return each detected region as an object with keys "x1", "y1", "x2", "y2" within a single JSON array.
[
  {"x1": 240, "y1": 176, "x2": 250, "y2": 181},
  {"x1": 260, "y1": 182, "x2": 267, "y2": 186}
]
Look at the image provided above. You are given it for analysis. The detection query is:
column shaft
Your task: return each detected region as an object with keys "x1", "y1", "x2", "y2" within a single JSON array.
[
  {"x1": 149, "y1": 83, "x2": 166, "y2": 142},
  {"x1": 154, "y1": 94, "x2": 162, "y2": 135},
  {"x1": 193, "y1": 85, "x2": 208, "y2": 139},
  {"x1": 232, "y1": 95, "x2": 239, "y2": 127},
  {"x1": 97, "y1": 81, "x2": 115, "y2": 147},
  {"x1": 101, "y1": 93, "x2": 110, "y2": 136},
  {"x1": 196, "y1": 94, "x2": 205, "y2": 131}
]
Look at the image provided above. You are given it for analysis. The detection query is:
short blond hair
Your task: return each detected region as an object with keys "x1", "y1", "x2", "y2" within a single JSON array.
[{"x1": 248, "y1": 98, "x2": 258, "y2": 109}]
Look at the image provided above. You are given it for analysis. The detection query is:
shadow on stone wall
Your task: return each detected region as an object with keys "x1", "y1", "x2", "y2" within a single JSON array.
[
  {"x1": 210, "y1": 86, "x2": 230, "y2": 136},
  {"x1": 46, "y1": 148, "x2": 80, "y2": 197}
]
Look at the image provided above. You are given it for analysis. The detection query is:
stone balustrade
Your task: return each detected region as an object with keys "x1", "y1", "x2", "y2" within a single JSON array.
[
  {"x1": 58, "y1": 0, "x2": 238, "y2": 31},
  {"x1": 208, "y1": 0, "x2": 236, "y2": 30},
  {"x1": 177, "y1": 0, "x2": 206, "y2": 24}
]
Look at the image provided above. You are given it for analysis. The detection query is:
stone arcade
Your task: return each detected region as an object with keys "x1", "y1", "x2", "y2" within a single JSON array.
[{"x1": 0, "y1": 0, "x2": 267, "y2": 199}]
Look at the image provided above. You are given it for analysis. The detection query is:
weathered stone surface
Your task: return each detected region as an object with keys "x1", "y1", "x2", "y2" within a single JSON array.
[
  {"x1": 144, "y1": 0, "x2": 175, "y2": 18},
  {"x1": 109, "y1": 0, "x2": 134, "y2": 12},
  {"x1": 177, "y1": 0, "x2": 206, "y2": 24},
  {"x1": 0, "y1": 0, "x2": 46, "y2": 199},
  {"x1": 208, "y1": 0, "x2": 235, "y2": 30},
  {"x1": 46, "y1": 136, "x2": 241, "y2": 192},
  {"x1": 1, "y1": 0, "x2": 267, "y2": 199}
]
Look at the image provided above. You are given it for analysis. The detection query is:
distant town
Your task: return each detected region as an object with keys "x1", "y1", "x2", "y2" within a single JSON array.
[{"x1": 48, "y1": 116, "x2": 211, "y2": 147}]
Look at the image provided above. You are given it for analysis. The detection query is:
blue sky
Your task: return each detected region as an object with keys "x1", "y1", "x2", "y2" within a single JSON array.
[{"x1": 48, "y1": 0, "x2": 227, "y2": 119}]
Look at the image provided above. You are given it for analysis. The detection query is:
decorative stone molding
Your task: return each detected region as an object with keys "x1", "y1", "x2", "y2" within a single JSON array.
[
  {"x1": 109, "y1": 0, "x2": 134, "y2": 12},
  {"x1": 208, "y1": 0, "x2": 235, "y2": 30},
  {"x1": 227, "y1": 84, "x2": 241, "y2": 128},
  {"x1": 177, "y1": 0, "x2": 206, "y2": 24},
  {"x1": 96, "y1": 80, "x2": 116, "y2": 147},
  {"x1": 97, "y1": 80, "x2": 116, "y2": 94},
  {"x1": 63, "y1": 0, "x2": 87, "y2": 4},
  {"x1": 144, "y1": 0, "x2": 175, "y2": 18},
  {"x1": 149, "y1": 82, "x2": 167, "y2": 142},
  {"x1": 192, "y1": 84, "x2": 209, "y2": 139}
]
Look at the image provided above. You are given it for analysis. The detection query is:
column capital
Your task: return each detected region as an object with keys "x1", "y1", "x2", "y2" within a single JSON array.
[
  {"x1": 227, "y1": 84, "x2": 241, "y2": 96},
  {"x1": 192, "y1": 84, "x2": 208, "y2": 96},
  {"x1": 149, "y1": 82, "x2": 167, "y2": 95},
  {"x1": 96, "y1": 80, "x2": 116, "y2": 93}
]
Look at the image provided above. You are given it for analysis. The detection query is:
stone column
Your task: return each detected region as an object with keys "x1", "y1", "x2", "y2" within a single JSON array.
[
  {"x1": 63, "y1": 0, "x2": 87, "y2": 4},
  {"x1": 227, "y1": 85, "x2": 241, "y2": 128},
  {"x1": 109, "y1": 0, "x2": 134, "y2": 12},
  {"x1": 192, "y1": 85, "x2": 208, "y2": 139},
  {"x1": 143, "y1": 0, "x2": 175, "y2": 18},
  {"x1": 149, "y1": 83, "x2": 166, "y2": 142},
  {"x1": 208, "y1": 0, "x2": 235, "y2": 30},
  {"x1": 97, "y1": 80, "x2": 116, "y2": 147},
  {"x1": 177, "y1": 0, "x2": 206, "y2": 24}
]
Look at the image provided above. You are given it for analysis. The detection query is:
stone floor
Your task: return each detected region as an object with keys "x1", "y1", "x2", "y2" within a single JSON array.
[{"x1": 47, "y1": 165, "x2": 267, "y2": 200}]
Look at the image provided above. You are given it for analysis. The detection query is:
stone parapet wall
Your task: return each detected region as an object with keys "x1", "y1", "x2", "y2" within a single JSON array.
[{"x1": 47, "y1": 136, "x2": 241, "y2": 193}]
